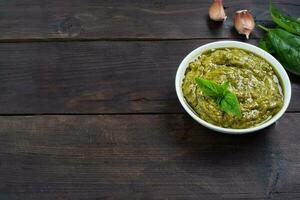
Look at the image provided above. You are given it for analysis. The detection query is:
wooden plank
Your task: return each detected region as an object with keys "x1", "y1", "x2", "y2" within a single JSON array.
[
  {"x1": 0, "y1": 40, "x2": 299, "y2": 114},
  {"x1": 0, "y1": 113, "x2": 300, "y2": 199},
  {"x1": 0, "y1": 0, "x2": 299, "y2": 40}
]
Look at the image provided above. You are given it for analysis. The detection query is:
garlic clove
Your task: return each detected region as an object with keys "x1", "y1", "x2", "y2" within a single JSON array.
[
  {"x1": 209, "y1": 0, "x2": 227, "y2": 22},
  {"x1": 234, "y1": 10, "x2": 255, "y2": 39}
]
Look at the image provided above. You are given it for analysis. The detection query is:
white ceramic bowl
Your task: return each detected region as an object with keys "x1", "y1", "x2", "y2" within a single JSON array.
[{"x1": 175, "y1": 41, "x2": 291, "y2": 134}]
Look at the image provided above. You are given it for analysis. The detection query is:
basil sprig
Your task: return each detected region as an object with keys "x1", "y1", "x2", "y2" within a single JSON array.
[
  {"x1": 259, "y1": 3, "x2": 300, "y2": 75},
  {"x1": 259, "y1": 26, "x2": 300, "y2": 75},
  {"x1": 195, "y1": 78, "x2": 241, "y2": 117},
  {"x1": 270, "y1": 3, "x2": 300, "y2": 36}
]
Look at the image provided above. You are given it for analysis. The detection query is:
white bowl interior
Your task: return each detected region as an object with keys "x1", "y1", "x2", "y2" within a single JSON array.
[{"x1": 175, "y1": 41, "x2": 291, "y2": 134}]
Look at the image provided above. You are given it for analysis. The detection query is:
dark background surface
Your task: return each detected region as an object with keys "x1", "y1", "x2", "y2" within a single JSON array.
[{"x1": 0, "y1": 0, "x2": 300, "y2": 199}]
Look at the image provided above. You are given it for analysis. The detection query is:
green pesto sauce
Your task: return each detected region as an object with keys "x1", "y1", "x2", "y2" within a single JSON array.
[{"x1": 182, "y1": 48, "x2": 284, "y2": 129}]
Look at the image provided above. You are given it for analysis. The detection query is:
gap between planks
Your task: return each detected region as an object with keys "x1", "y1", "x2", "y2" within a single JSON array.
[
  {"x1": 0, "y1": 37, "x2": 262, "y2": 44},
  {"x1": 0, "y1": 110, "x2": 298, "y2": 116}
]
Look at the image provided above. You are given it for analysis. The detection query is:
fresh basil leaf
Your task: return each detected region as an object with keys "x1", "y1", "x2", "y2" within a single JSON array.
[
  {"x1": 267, "y1": 28, "x2": 300, "y2": 75},
  {"x1": 259, "y1": 34, "x2": 274, "y2": 53},
  {"x1": 220, "y1": 91, "x2": 241, "y2": 117},
  {"x1": 221, "y1": 82, "x2": 229, "y2": 91},
  {"x1": 259, "y1": 38, "x2": 270, "y2": 52},
  {"x1": 258, "y1": 25, "x2": 300, "y2": 75},
  {"x1": 216, "y1": 96, "x2": 223, "y2": 106},
  {"x1": 270, "y1": 3, "x2": 300, "y2": 36},
  {"x1": 195, "y1": 78, "x2": 224, "y2": 98},
  {"x1": 195, "y1": 78, "x2": 241, "y2": 117}
]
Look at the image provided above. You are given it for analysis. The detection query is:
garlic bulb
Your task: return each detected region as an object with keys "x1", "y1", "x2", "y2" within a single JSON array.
[
  {"x1": 234, "y1": 10, "x2": 255, "y2": 39},
  {"x1": 209, "y1": 0, "x2": 227, "y2": 21}
]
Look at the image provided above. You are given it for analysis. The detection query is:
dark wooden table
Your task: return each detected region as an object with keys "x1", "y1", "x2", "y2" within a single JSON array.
[{"x1": 0, "y1": 0, "x2": 300, "y2": 199}]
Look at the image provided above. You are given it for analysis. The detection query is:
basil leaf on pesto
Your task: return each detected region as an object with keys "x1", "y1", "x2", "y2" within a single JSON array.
[
  {"x1": 195, "y1": 78, "x2": 241, "y2": 117},
  {"x1": 195, "y1": 77, "x2": 224, "y2": 98},
  {"x1": 220, "y1": 91, "x2": 242, "y2": 117}
]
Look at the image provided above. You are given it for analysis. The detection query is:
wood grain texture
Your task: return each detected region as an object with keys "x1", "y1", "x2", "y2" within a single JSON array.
[
  {"x1": 0, "y1": 0, "x2": 299, "y2": 40},
  {"x1": 0, "y1": 0, "x2": 299, "y2": 199},
  {"x1": 0, "y1": 113, "x2": 300, "y2": 199},
  {"x1": 0, "y1": 40, "x2": 299, "y2": 114}
]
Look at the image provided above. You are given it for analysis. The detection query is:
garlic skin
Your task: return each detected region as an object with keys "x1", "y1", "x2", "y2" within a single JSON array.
[
  {"x1": 209, "y1": 0, "x2": 227, "y2": 21},
  {"x1": 234, "y1": 10, "x2": 255, "y2": 39}
]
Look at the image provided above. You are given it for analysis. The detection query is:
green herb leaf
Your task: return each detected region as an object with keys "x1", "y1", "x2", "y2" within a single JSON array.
[
  {"x1": 259, "y1": 34, "x2": 274, "y2": 54},
  {"x1": 270, "y1": 3, "x2": 300, "y2": 36},
  {"x1": 195, "y1": 77, "x2": 224, "y2": 98},
  {"x1": 195, "y1": 78, "x2": 241, "y2": 117},
  {"x1": 269, "y1": 28, "x2": 300, "y2": 75},
  {"x1": 221, "y1": 82, "x2": 229, "y2": 91},
  {"x1": 258, "y1": 23, "x2": 300, "y2": 76},
  {"x1": 261, "y1": 27, "x2": 300, "y2": 75},
  {"x1": 220, "y1": 91, "x2": 242, "y2": 117}
]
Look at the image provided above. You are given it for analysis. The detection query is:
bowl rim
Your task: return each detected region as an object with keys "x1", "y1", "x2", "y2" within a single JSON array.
[{"x1": 175, "y1": 40, "x2": 291, "y2": 134}]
